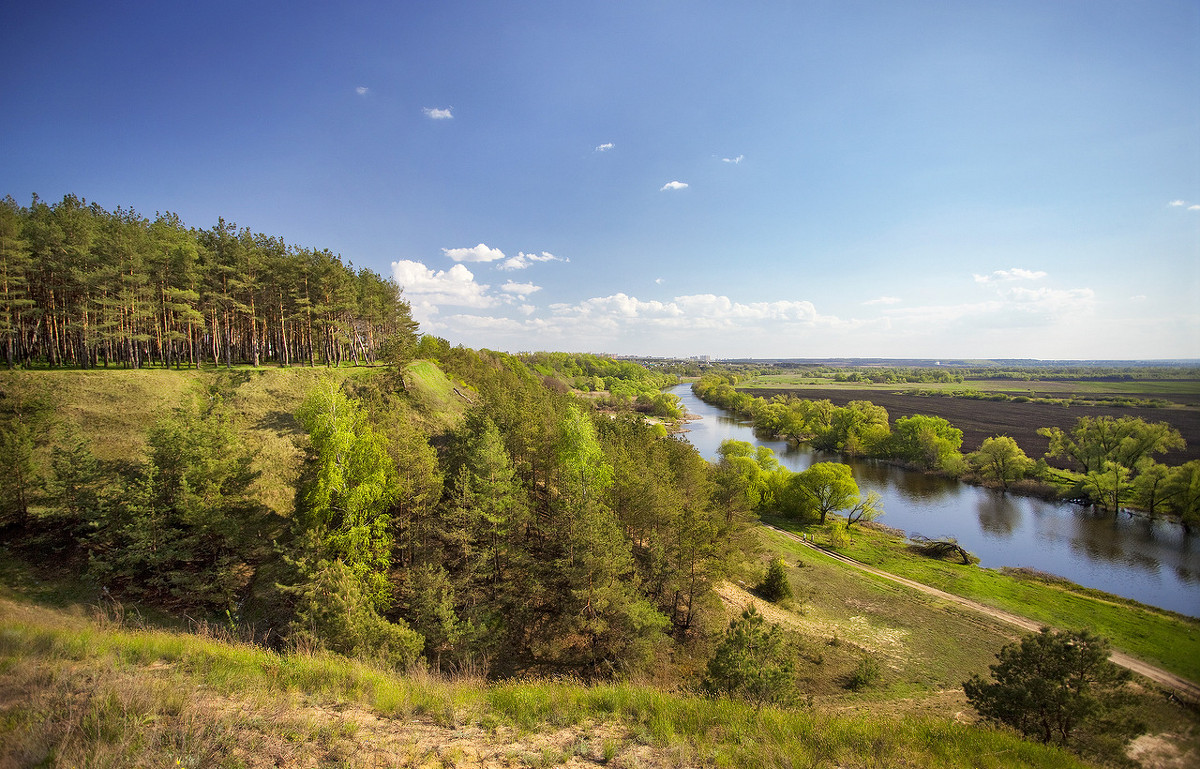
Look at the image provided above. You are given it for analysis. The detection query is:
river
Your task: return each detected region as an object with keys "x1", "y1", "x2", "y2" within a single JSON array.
[{"x1": 670, "y1": 384, "x2": 1200, "y2": 618}]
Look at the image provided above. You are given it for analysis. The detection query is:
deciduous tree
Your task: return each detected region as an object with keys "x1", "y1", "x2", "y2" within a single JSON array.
[
  {"x1": 964, "y1": 628, "x2": 1131, "y2": 747},
  {"x1": 969, "y1": 435, "x2": 1035, "y2": 491}
]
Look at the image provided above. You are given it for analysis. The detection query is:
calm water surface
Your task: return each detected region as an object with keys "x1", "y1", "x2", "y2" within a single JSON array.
[{"x1": 670, "y1": 385, "x2": 1200, "y2": 618}]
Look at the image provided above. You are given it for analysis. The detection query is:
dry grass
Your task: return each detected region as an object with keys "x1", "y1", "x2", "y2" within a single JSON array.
[{"x1": 0, "y1": 595, "x2": 1101, "y2": 769}]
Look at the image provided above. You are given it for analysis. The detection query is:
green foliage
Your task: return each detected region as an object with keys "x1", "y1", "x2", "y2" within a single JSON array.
[
  {"x1": 0, "y1": 389, "x2": 53, "y2": 525},
  {"x1": 403, "y1": 563, "x2": 468, "y2": 670},
  {"x1": 1130, "y1": 460, "x2": 1172, "y2": 516},
  {"x1": 889, "y1": 414, "x2": 964, "y2": 471},
  {"x1": 284, "y1": 557, "x2": 423, "y2": 670},
  {"x1": 964, "y1": 628, "x2": 1133, "y2": 747},
  {"x1": 296, "y1": 380, "x2": 396, "y2": 609},
  {"x1": 1080, "y1": 461, "x2": 1131, "y2": 513},
  {"x1": 845, "y1": 654, "x2": 882, "y2": 691},
  {"x1": 756, "y1": 558, "x2": 792, "y2": 602},
  {"x1": 791, "y1": 462, "x2": 859, "y2": 525},
  {"x1": 80, "y1": 395, "x2": 265, "y2": 611},
  {"x1": 701, "y1": 604, "x2": 797, "y2": 708},
  {"x1": 1164, "y1": 460, "x2": 1200, "y2": 529},
  {"x1": 1040, "y1": 416, "x2": 1185, "y2": 476},
  {"x1": 827, "y1": 519, "x2": 851, "y2": 549},
  {"x1": 968, "y1": 435, "x2": 1035, "y2": 491},
  {"x1": 1, "y1": 194, "x2": 417, "y2": 368}
]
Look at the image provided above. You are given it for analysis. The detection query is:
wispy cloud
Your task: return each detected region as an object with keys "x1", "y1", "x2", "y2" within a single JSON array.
[
  {"x1": 863, "y1": 296, "x2": 901, "y2": 306},
  {"x1": 355, "y1": 86, "x2": 369, "y2": 96},
  {"x1": 594, "y1": 142, "x2": 614, "y2": 152},
  {"x1": 1191, "y1": 205, "x2": 1200, "y2": 212},
  {"x1": 1169, "y1": 200, "x2": 1186, "y2": 207},
  {"x1": 722, "y1": 155, "x2": 744, "y2": 164},
  {"x1": 660, "y1": 181, "x2": 688, "y2": 191},
  {"x1": 443, "y1": 243, "x2": 505, "y2": 263},
  {"x1": 499, "y1": 281, "x2": 541, "y2": 299},
  {"x1": 973, "y1": 268, "x2": 1047, "y2": 284},
  {"x1": 498, "y1": 251, "x2": 568, "y2": 271},
  {"x1": 655, "y1": 278, "x2": 665, "y2": 285},
  {"x1": 423, "y1": 107, "x2": 453, "y2": 120},
  {"x1": 548, "y1": 293, "x2": 834, "y2": 329}
]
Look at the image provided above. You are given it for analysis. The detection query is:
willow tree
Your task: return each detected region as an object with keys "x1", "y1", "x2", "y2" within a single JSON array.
[{"x1": 969, "y1": 435, "x2": 1035, "y2": 491}]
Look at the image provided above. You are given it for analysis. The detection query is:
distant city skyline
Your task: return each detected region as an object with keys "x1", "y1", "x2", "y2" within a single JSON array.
[{"x1": 2, "y1": 1, "x2": 1197, "y2": 359}]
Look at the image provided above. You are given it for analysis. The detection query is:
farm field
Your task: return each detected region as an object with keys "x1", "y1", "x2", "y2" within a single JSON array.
[
  {"x1": 736, "y1": 383, "x2": 1200, "y2": 465},
  {"x1": 739, "y1": 374, "x2": 1200, "y2": 401}
]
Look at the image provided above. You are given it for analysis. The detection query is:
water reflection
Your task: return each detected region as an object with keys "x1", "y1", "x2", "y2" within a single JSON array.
[
  {"x1": 977, "y1": 493, "x2": 1021, "y2": 536},
  {"x1": 672, "y1": 384, "x2": 1200, "y2": 617}
]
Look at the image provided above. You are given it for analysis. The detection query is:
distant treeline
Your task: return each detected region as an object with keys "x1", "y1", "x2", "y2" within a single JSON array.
[
  {"x1": 0, "y1": 194, "x2": 416, "y2": 369},
  {"x1": 693, "y1": 374, "x2": 1200, "y2": 528}
]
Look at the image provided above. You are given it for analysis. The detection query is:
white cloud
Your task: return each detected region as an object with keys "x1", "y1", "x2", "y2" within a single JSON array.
[
  {"x1": 355, "y1": 86, "x2": 368, "y2": 96},
  {"x1": 864, "y1": 296, "x2": 901, "y2": 306},
  {"x1": 595, "y1": 142, "x2": 614, "y2": 152},
  {"x1": 1190, "y1": 205, "x2": 1200, "y2": 211},
  {"x1": 547, "y1": 293, "x2": 832, "y2": 331},
  {"x1": 1002, "y1": 286, "x2": 1096, "y2": 316},
  {"x1": 655, "y1": 278, "x2": 665, "y2": 285},
  {"x1": 973, "y1": 268, "x2": 1047, "y2": 283},
  {"x1": 722, "y1": 155, "x2": 744, "y2": 164},
  {"x1": 423, "y1": 107, "x2": 453, "y2": 119},
  {"x1": 390, "y1": 260, "x2": 493, "y2": 314},
  {"x1": 1169, "y1": 200, "x2": 1186, "y2": 207},
  {"x1": 442, "y1": 243, "x2": 505, "y2": 263},
  {"x1": 499, "y1": 281, "x2": 541, "y2": 299},
  {"x1": 660, "y1": 181, "x2": 688, "y2": 191},
  {"x1": 497, "y1": 251, "x2": 568, "y2": 271},
  {"x1": 518, "y1": 304, "x2": 536, "y2": 316},
  {"x1": 1130, "y1": 295, "x2": 1147, "y2": 302}
]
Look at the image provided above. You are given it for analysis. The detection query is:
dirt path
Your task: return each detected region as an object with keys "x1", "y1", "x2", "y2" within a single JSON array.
[{"x1": 766, "y1": 524, "x2": 1200, "y2": 703}]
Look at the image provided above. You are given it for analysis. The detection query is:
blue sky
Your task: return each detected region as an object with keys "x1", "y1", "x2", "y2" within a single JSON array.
[{"x1": 3, "y1": 1, "x2": 1197, "y2": 360}]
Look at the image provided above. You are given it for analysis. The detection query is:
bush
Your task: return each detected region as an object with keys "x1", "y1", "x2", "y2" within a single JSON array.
[
  {"x1": 701, "y1": 605, "x2": 796, "y2": 708},
  {"x1": 755, "y1": 558, "x2": 792, "y2": 602},
  {"x1": 845, "y1": 655, "x2": 882, "y2": 691}
]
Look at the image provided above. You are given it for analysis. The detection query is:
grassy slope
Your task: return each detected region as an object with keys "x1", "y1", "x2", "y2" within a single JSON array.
[
  {"x1": 1, "y1": 362, "x2": 463, "y2": 518},
  {"x1": 3, "y1": 366, "x2": 1197, "y2": 766},
  {"x1": 0, "y1": 595, "x2": 1092, "y2": 769},
  {"x1": 767, "y1": 517, "x2": 1200, "y2": 684}
]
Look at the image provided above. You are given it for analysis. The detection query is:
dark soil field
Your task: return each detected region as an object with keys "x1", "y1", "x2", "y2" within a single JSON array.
[{"x1": 742, "y1": 387, "x2": 1200, "y2": 466}]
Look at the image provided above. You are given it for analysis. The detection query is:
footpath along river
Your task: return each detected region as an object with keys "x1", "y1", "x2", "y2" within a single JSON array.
[{"x1": 669, "y1": 384, "x2": 1200, "y2": 618}]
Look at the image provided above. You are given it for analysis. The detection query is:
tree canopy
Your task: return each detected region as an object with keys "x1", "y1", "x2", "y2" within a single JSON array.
[
  {"x1": 964, "y1": 628, "x2": 1132, "y2": 747},
  {"x1": 0, "y1": 194, "x2": 417, "y2": 369}
]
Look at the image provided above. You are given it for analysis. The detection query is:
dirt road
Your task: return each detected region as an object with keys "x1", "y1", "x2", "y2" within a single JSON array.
[{"x1": 766, "y1": 524, "x2": 1200, "y2": 703}]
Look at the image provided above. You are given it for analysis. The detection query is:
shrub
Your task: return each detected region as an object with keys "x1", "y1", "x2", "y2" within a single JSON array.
[
  {"x1": 755, "y1": 558, "x2": 792, "y2": 602},
  {"x1": 845, "y1": 654, "x2": 882, "y2": 691},
  {"x1": 701, "y1": 605, "x2": 796, "y2": 708}
]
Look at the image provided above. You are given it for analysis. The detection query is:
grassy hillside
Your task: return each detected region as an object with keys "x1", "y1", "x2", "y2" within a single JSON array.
[
  {"x1": 1, "y1": 593, "x2": 1095, "y2": 769},
  {"x1": 3, "y1": 364, "x2": 1198, "y2": 767},
  {"x1": 0, "y1": 362, "x2": 465, "y2": 518}
]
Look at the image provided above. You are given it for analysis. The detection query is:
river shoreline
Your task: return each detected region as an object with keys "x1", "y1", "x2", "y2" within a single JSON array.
[{"x1": 669, "y1": 384, "x2": 1200, "y2": 617}]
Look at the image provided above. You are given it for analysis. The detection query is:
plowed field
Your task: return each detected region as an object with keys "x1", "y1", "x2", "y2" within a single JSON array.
[{"x1": 741, "y1": 387, "x2": 1200, "y2": 465}]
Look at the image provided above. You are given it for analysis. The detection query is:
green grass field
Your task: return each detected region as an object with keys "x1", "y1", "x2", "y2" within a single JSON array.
[{"x1": 766, "y1": 517, "x2": 1200, "y2": 684}]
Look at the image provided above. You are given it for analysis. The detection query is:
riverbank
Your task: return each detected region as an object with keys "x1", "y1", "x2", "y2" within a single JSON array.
[
  {"x1": 672, "y1": 382, "x2": 1200, "y2": 618},
  {"x1": 765, "y1": 516, "x2": 1200, "y2": 683}
]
